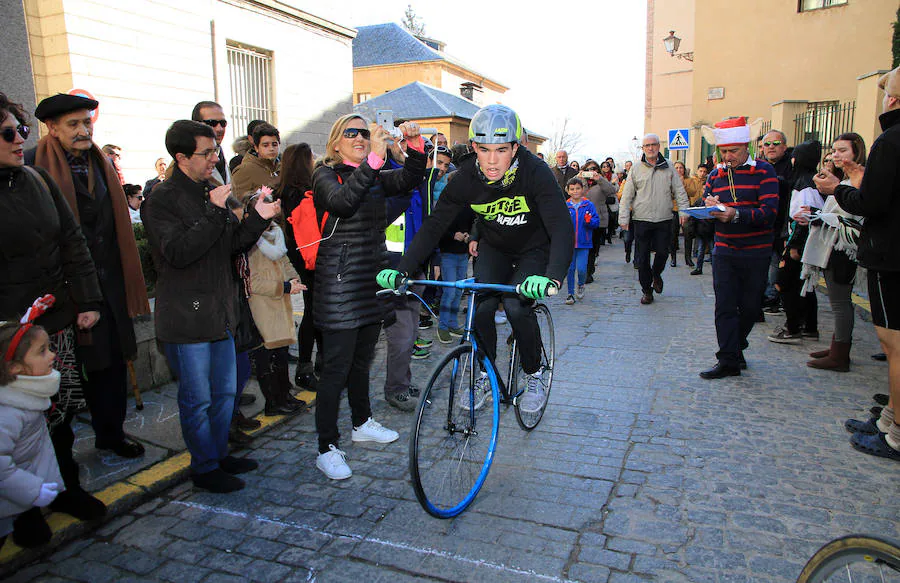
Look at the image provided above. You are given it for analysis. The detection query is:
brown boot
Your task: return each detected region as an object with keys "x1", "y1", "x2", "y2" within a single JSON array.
[
  {"x1": 228, "y1": 418, "x2": 253, "y2": 445},
  {"x1": 234, "y1": 410, "x2": 262, "y2": 430},
  {"x1": 809, "y1": 335, "x2": 833, "y2": 359},
  {"x1": 807, "y1": 339, "x2": 851, "y2": 372}
]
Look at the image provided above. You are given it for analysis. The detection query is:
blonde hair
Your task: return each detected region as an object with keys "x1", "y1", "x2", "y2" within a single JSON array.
[{"x1": 323, "y1": 113, "x2": 370, "y2": 167}]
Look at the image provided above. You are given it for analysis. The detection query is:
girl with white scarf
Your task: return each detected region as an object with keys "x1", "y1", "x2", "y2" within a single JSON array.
[
  {"x1": 797, "y1": 133, "x2": 867, "y2": 371},
  {"x1": 245, "y1": 188, "x2": 309, "y2": 417}
]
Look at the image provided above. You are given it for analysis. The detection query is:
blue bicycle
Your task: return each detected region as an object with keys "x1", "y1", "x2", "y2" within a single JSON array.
[{"x1": 386, "y1": 278, "x2": 555, "y2": 518}]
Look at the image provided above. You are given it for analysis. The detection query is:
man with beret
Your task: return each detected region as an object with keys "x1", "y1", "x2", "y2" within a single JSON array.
[
  {"x1": 699, "y1": 117, "x2": 779, "y2": 379},
  {"x1": 27, "y1": 93, "x2": 150, "y2": 461}
]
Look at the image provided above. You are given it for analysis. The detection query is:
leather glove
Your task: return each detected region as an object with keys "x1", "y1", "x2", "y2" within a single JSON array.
[
  {"x1": 584, "y1": 213, "x2": 592, "y2": 224},
  {"x1": 34, "y1": 482, "x2": 60, "y2": 507},
  {"x1": 520, "y1": 275, "x2": 558, "y2": 300},
  {"x1": 376, "y1": 269, "x2": 405, "y2": 290}
]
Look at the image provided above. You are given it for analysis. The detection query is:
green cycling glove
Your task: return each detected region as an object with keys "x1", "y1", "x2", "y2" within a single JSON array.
[
  {"x1": 376, "y1": 268, "x2": 405, "y2": 290},
  {"x1": 520, "y1": 275, "x2": 558, "y2": 300}
]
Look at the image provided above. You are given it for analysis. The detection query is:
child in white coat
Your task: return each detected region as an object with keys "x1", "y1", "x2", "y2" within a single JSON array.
[{"x1": 0, "y1": 295, "x2": 64, "y2": 548}]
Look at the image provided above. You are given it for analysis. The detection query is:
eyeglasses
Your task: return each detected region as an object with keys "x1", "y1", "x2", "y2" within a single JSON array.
[
  {"x1": 584, "y1": 167, "x2": 601, "y2": 173},
  {"x1": 642, "y1": 143, "x2": 660, "y2": 148},
  {"x1": 435, "y1": 145, "x2": 451, "y2": 155},
  {"x1": 342, "y1": 128, "x2": 371, "y2": 140},
  {"x1": 1, "y1": 124, "x2": 30, "y2": 143},
  {"x1": 763, "y1": 140, "x2": 783, "y2": 147},
  {"x1": 191, "y1": 148, "x2": 218, "y2": 160},
  {"x1": 824, "y1": 158, "x2": 833, "y2": 163},
  {"x1": 202, "y1": 119, "x2": 228, "y2": 128}
]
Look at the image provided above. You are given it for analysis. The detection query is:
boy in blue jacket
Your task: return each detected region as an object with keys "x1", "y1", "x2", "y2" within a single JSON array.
[{"x1": 565, "y1": 177, "x2": 600, "y2": 304}]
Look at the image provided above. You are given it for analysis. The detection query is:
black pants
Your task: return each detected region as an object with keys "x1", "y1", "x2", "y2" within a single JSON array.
[
  {"x1": 777, "y1": 255, "x2": 818, "y2": 334},
  {"x1": 713, "y1": 254, "x2": 770, "y2": 367},
  {"x1": 315, "y1": 323, "x2": 379, "y2": 453},
  {"x1": 472, "y1": 242, "x2": 545, "y2": 374},
  {"x1": 669, "y1": 211, "x2": 681, "y2": 256},
  {"x1": 587, "y1": 229, "x2": 604, "y2": 279},
  {"x1": 81, "y1": 359, "x2": 128, "y2": 447},
  {"x1": 633, "y1": 220, "x2": 672, "y2": 293},
  {"x1": 50, "y1": 413, "x2": 80, "y2": 489},
  {"x1": 297, "y1": 269, "x2": 322, "y2": 365}
]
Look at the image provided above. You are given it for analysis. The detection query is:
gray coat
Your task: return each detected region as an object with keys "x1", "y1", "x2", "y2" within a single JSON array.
[{"x1": 0, "y1": 373, "x2": 65, "y2": 536}]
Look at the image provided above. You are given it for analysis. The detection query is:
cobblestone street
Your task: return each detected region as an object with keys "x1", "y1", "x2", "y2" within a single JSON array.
[{"x1": 12, "y1": 242, "x2": 900, "y2": 583}]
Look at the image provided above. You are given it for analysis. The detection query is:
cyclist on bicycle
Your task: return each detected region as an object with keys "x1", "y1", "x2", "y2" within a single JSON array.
[{"x1": 378, "y1": 104, "x2": 573, "y2": 413}]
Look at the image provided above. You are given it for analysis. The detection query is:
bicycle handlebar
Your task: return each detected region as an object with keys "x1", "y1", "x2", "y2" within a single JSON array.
[{"x1": 376, "y1": 278, "x2": 558, "y2": 298}]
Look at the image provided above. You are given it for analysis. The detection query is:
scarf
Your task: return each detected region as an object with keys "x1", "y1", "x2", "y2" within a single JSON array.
[
  {"x1": 256, "y1": 224, "x2": 288, "y2": 261},
  {"x1": 0, "y1": 370, "x2": 60, "y2": 411},
  {"x1": 799, "y1": 192, "x2": 863, "y2": 295},
  {"x1": 34, "y1": 136, "x2": 150, "y2": 318}
]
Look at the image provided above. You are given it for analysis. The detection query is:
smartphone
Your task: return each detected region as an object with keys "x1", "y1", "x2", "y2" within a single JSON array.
[
  {"x1": 376, "y1": 110, "x2": 394, "y2": 132},
  {"x1": 583, "y1": 171, "x2": 595, "y2": 180}
]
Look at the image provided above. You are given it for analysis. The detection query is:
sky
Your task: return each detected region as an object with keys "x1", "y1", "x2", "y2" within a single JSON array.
[{"x1": 298, "y1": 1, "x2": 648, "y2": 165}]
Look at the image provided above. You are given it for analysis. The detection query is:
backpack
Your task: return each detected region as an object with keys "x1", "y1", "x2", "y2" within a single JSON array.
[{"x1": 287, "y1": 175, "x2": 341, "y2": 271}]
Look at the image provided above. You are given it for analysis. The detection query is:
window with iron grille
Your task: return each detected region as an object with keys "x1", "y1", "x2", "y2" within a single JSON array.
[
  {"x1": 799, "y1": 0, "x2": 847, "y2": 12},
  {"x1": 226, "y1": 42, "x2": 274, "y2": 135}
]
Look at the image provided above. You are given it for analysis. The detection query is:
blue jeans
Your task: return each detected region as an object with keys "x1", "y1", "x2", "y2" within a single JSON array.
[
  {"x1": 164, "y1": 334, "x2": 237, "y2": 473},
  {"x1": 439, "y1": 253, "x2": 469, "y2": 330},
  {"x1": 567, "y1": 248, "x2": 589, "y2": 294}
]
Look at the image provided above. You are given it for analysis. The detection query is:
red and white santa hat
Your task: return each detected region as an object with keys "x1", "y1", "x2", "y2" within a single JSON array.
[{"x1": 712, "y1": 117, "x2": 750, "y2": 147}]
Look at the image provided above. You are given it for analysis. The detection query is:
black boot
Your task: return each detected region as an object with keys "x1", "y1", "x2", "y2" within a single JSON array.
[
  {"x1": 294, "y1": 361, "x2": 318, "y2": 392},
  {"x1": 228, "y1": 417, "x2": 253, "y2": 445},
  {"x1": 12, "y1": 507, "x2": 51, "y2": 547},
  {"x1": 273, "y1": 360, "x2": 308, "y2": 413},
  {"x1": 259, "y1": 373, "x2": 301, "y2": 416},
  {"x1": 50, "y1": 487, "x2": 107, "y2": 520}
]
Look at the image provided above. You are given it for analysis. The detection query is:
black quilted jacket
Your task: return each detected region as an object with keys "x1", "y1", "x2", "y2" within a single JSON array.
[{"x1": 311, "y1": 149, "x2": 425, "y2": 331}]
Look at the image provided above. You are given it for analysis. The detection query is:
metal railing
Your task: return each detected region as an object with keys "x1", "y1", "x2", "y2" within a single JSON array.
[
  {"x1": 227, "y1": 43, "x2": 274, "y2": 135},
  {"x1": 793, "y1": 101, "x2": 855, "y2": 147}
]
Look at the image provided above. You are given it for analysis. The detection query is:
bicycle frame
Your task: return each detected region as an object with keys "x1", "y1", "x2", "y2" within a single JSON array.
[{"x1": 394, "y1": 277, "x2": 522, "y2": 404}]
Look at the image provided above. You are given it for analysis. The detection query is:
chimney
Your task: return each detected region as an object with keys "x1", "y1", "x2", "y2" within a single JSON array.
[{"x1": 460, "y1": 82, "x2": 482, "y2": 102}]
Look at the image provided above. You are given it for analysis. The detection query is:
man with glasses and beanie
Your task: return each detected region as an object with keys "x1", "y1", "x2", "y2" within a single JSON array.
[
  {"x1": 619, "y1": 134, "x2": 690, "y2": 305},
  {"x1": 27, "y1": 93, "x2": 151, "y2": 462},
  {"x1": 141, "y1": 120, "x2": 281, "y2": 492},
  {"x1": 814, "y1": 66, "x2": 900, "y2": 462},
  {"x1": 699, "y1": 117, "x2": 779, "y2": 379},
  {"x1": 191, "y1": 101, "x2": 231, "y2": 186}
]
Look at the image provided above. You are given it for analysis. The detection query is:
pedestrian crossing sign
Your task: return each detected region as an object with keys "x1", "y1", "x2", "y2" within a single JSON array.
[{"x1": 668, "y1": 129, "x2": 690, "y2": 150}]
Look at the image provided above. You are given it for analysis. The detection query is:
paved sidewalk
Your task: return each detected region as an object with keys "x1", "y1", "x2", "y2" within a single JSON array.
[{"x1": 6, "y1": 241, "x2": 900, "y2": 582}]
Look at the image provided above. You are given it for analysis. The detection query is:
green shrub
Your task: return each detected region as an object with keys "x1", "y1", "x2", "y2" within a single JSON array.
[{"x1": 133, "y1": 222, "x2": 157, "y2": 298}]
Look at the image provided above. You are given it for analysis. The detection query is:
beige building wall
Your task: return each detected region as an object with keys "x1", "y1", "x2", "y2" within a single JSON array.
[
  {"x1": 644, "y1": 0, "x2": 695, "y2": 158},
  {"x1": 24, "y1": 0, "x2": 354, "y2": 185},
  {"x1": 692, "y1": 0, "x2": 895, "y2": 131},
  {"x1": 354, "y1": 62, "x2": 444, "y2": 104}
]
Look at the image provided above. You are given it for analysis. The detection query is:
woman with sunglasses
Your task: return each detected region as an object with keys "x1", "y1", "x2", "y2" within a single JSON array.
[
  {"x1": 0, "y1": 92, "x2": 109, "y2": 531},
  {"x1": 311, "y1": 114, "x2": 426, "y2": 480}
]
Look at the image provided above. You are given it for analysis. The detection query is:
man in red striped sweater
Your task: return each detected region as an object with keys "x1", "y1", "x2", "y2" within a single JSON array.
[{"x1": 699, "y1": 118, "x2": 780, "y2": 379}]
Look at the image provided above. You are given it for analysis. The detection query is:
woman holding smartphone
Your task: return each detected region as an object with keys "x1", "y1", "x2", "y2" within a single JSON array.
[
  {"x1": 311, "y1": 114, "x2": 426, "y2": 480},
  {"x1": 800, "y1": 133, "x2": 866, "y2": 371}
]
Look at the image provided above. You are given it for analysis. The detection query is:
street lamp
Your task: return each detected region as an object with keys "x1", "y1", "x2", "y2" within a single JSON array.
[
  {"x1": 662, "y1": 30, "x2": 694, "y2": 62},
  {"x1": 630, "y1": 136, "x2": 640, "y2": 160}
]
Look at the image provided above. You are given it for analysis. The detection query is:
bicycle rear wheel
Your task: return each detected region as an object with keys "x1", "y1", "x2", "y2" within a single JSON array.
[
  {"x1": 512, "y1": 303, "x2": 555, "y2": 431},
  {"x1": 797, "y1": 534, "x2": 900, "y2": 583},
  {"x1": 409, "y1": 344, "x2": 501, "y2": 518}
]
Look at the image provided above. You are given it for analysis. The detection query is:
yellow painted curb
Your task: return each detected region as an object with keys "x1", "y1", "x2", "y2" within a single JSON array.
[
  {"x1": 127, "y1": 452, "x2": 191, "y2": 489},
  {"x1": 95, "y1": 482, "x2": 143, "y2": 506},
  {"x1": 817, "y1": 277, "x2": 871, "y2": 314}
]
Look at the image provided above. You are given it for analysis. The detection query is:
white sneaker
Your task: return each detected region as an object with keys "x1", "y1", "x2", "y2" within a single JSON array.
[
  {"x1": 518, "y1": 368, "x2": 547, "y2": 414},
  {"x1": 316, "y1": 445, "x2": 352, "y2": 480},
  {"x1": 575, "y1": 285, "x2": 585, "y2": 300},
  {"x1": 351, "y1": 418, "x2": 399, "y2": 444},
  {"x1": 494, "y1": 311, "x2": 507, "y2": 325},
  {"x1": 458, "y1": 373, "x2": 490, "y2": 411}
]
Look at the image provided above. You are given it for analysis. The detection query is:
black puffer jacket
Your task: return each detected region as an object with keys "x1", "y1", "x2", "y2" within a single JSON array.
[
  {"x1": 312, "y1": 149, "x2": 426, "y2": 331},
  {"x1": 141, "y1": 166, "x2": 270, "y2": 343},
  {"x1": 835, "y1": 108, "x2": 900, "y2": 272},
  {"x1": 0, "y1": 165, "x2": 101, "y2": 334}
]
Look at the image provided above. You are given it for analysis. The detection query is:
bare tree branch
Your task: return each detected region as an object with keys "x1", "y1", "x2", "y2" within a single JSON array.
[
  {"x1": 402, "y1": 4, "x2": 426, "y2": 36},
  {"x1": 545, "y1": 116, "x2": 584, "y2": 157}
]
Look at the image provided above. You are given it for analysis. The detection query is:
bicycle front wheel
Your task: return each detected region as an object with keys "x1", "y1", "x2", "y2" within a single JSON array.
[
  {"x1": 512, "y1": 303, "x2": 555, "y2": 431},
  {"x1": 797, "y1": 534, "x2": 900, "y2": 583},
  {"x1": 409, "y1": 344, "x2": 500, "y2": 518}
]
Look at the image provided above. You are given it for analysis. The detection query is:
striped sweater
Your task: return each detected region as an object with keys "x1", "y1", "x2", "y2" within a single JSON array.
[{"x1": 703, "y1": 159, "x2": 779, "y2": 258}]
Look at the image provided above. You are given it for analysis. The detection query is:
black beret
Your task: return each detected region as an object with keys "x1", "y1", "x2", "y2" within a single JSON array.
[{"x1": 34, "y1": 93, "x2": 99, "y2": 122}]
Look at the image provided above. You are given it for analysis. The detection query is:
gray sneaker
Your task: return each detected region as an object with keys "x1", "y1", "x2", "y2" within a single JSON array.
[
  {"x1": 518, "y1": 368, "x2": 547, "y2": 414},
  {"x1": 575, "y1": 285, "x2": 585, "y2": 300},
  {"x1": 768, "y1": 326, "x2": 802, "y2": 345},
  {"x1": 458, "y1": 373, "x2": 490, "y2": 411},
  {"x1": 386, "y1": 389, "x2": 417, "y2": 412}
]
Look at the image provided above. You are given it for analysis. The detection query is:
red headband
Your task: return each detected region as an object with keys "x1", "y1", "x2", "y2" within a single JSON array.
[{"x1": 3, "y1": 295, "x2": 55, "y2": 362}]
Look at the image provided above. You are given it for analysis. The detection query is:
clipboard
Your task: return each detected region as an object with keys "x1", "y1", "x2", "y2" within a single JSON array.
[{"x1": 681, "y1": 205, "x2": 726, "y2": 220}]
